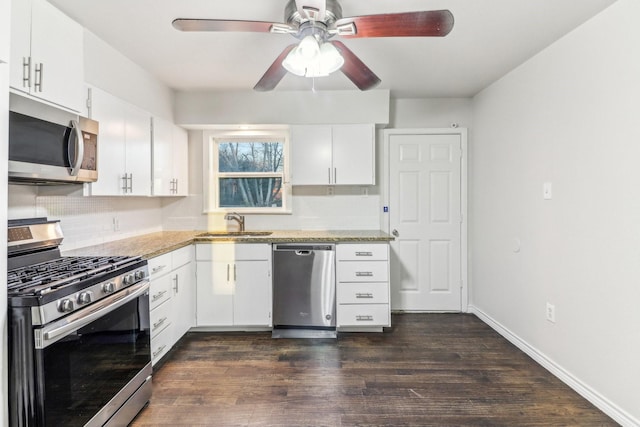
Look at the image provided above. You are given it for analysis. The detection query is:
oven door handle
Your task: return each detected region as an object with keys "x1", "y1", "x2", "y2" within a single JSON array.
[{"x1": 36, "y1": 281, "x2": 150, "y2": 349}]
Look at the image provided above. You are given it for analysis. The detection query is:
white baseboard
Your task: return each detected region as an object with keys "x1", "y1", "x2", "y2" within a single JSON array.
[{"x1": 468, "y1": 305, "x2": 638, "y2": 427}]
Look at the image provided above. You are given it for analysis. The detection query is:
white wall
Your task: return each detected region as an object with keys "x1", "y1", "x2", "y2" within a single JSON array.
[
  {"x1": 389, "y1": 98, "x2": 472, "y2": 129},
  {"x1": 83, "y1": 30, "x2": 175, "y2": 121},
  {"x1": 470, "y1": 0, "x2": 640, "y2": 425},
  {"x1": 175, "y1": 90, "x2": 389, "y2": 126}
]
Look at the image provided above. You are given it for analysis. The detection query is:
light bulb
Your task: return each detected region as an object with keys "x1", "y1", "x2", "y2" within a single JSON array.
[
  {"x1": 297, "y1": 35, "x2": 320, "y2": 59},
  {"x1": 318, "y1": 42, "x2": 344, "y2": 75}
]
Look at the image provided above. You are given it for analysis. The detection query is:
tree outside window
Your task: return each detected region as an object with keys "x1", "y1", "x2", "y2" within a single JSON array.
[{"x1": 208, "y1": 134, "x2": 290, "y2": 213}]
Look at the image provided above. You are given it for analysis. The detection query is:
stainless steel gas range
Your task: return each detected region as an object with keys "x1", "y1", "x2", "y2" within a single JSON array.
[{"x1": 7, "y1": 218, "x2": 152, "y2": 427}]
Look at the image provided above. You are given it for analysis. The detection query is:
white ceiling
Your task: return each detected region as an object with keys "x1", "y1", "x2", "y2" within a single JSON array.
[{"x1": 50, "y1": 0, "x2": 617, "y2": 98}]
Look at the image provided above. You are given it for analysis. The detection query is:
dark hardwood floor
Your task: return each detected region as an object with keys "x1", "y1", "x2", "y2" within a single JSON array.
[{"x1": 131, "y1": 314, "x2": 617, "y2": 426}]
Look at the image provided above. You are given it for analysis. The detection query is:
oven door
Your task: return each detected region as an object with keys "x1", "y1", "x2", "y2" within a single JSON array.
[{"x1": 34, "y1": 282, "x2": 151, "y2": 427}]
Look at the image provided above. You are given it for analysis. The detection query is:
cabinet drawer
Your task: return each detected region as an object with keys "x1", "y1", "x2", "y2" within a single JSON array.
[
  {"x1": 150, "y1": 273, "x2": 172, "y2": 310},
  {"x1": 172, "y1": 245, "x2": 192, "y2": 269},
  {"x1": 196, "y1": 243, "x2": 271, "y2": 261},
  {"x1": 337, "y1": 244, "x2": 388, "y2": 261},
  {"x1": 338, "y1": 283, "x2": 389, "y2": 304},
  {"x1": 337, "y1": 304, "x2": 390, "y2": 327},
  {"x1": 337, "y1": 261, "x2": 388, "y2": 282},
  {"x1": 150, "y1": 298, "x2": 172, "y2": 337},
  {"x1": 151, "y1": 325, "x2": 172, "y2": 365},
  {"x1": 148, "y1": 252, "x2": 172, "y2": 278}
]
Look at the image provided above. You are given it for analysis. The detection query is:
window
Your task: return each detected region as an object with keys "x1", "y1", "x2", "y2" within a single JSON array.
[{"x1": 205, "y1": 130, "x2": 290, "y2": 213}]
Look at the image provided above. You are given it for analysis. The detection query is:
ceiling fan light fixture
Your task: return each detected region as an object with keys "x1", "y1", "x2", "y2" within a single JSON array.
[{"x1": 282, "y1": 37, "x2": 344, "y2": 78}]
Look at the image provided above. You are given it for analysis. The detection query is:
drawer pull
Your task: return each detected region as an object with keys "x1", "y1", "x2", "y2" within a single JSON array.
[
  {"x1": 153, "y1": 317, "x2": 168, "y2": 329},
  {"x1": 152, "y1": 345, "x2": 167, "y2": 358},
  {"x1": 356, "y1": 315, "x2": 374, "y2": 321},
  {"x1": 355, "y1": 272, "x2": 374, "y2": 277},
  {"x1": 152, "y1": 290, "x2": 168, "y2": 301},
  {"x1": 355, "y1": 293, "x2": 374, "y2": 299},
  {"x1": 151, "y1": 264, "x2": 167, "y2": 274},
  {"x1": 355, "y1": 251, "x2": 373, "y2": 257}
]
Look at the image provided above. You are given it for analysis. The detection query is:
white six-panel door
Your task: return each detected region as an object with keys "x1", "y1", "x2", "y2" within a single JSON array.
[{"x1": 387, "y1": 131, "x2": 464, "y2": 311}]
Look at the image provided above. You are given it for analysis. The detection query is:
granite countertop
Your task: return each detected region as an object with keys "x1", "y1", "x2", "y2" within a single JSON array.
[{"x1": 63, "y1": 230, "x2": 393, "y2": 259}]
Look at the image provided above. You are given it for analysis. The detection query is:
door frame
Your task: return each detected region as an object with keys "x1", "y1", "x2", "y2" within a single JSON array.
[{"x1": 381, "y1": 128, "x2": 468, "y2": 312}]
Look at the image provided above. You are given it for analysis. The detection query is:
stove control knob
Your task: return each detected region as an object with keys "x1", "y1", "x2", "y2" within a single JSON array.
[
  {"x1": 135, "y1": 270, "x2": 146, "y2": 280},
  {"x1": 58, "y1": 299, "x2": 74, "y2": 313},
  {"x1": 77, "y1": 292, "x2": 92, "y2": 305},
  {"x1": 102, "y1": 282, "x2": 116, "y2": 294},
  {"x1": 124, "y1": 274, "x2": 135, "y2": 285}
]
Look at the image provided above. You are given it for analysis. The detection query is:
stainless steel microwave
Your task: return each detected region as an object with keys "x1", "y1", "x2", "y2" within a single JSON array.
[{"x1": 8, "y1": 94, "x2": 99, "y2": 184}]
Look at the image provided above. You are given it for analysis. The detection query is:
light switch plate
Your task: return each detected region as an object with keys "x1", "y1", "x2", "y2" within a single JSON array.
[{"x1": 543, "y1": 182, "x2": 552, "y2": 200}]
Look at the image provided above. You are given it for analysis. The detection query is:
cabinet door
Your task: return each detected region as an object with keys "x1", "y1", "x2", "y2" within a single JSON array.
[
  {"x1": 172, "y1": 262, "x2": 195, "y2": 342},
  {"x1": 88, "y1": 87, "x2": 127, "y2": 196},
  {"x1": 332, "y1": 124, "x2": 375, "y2": 185},
  {"x1": 196, "y1": 261, "x2": 233, "y2": 326},
  {"x1": 152, "y1": 117, "x2": 174, "y2": 196},
  {"x1": 290, "y1": 125, "x2": 332, "y2": 185},
  {"x1": 124, "y1": 103, "x2": 152, "y2": 196},
  {"x1": 9, "y1": 0, "x2": 31, "y2": 91},
  {"x1": 28, "y1": 0, "x2": 84, "y2": 111},
  {"x1": 234, "y1": 260, "x2": 272, "y2": 326},
  {"x1": 172, "y1": 125, "x2": 189, "y2": 196}
]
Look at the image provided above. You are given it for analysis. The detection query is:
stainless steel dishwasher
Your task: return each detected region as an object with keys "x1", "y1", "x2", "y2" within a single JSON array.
[{"x1": 272, "y1": 243, "x2": 336, "y2": 338}]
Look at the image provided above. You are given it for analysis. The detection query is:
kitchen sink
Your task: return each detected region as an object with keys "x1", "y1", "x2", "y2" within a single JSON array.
[{"x1": 198, "y1": 231, "x2": 273, "y2": 238}]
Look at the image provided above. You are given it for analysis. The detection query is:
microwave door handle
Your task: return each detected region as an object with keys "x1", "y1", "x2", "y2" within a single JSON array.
[{"x1": 68, "y1": 120, "x2": 84, "y2": 176}]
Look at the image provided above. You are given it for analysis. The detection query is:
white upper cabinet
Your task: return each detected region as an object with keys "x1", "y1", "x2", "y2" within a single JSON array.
[
  {"x1": 86, "y1": 87, "x2": 152, "y2": 196},
  {"x1": 290, "y1": 124, "x2": 375, "y2": 185},
  {"x1": 0, "y1": 0, "x2": 9, "y2": 62},
  {"x1": 152, "y1": 117, "x2": 189, "y2": 196},
  {"x1": 10, "y1": 0, "x2": 84, "y2": 112}
]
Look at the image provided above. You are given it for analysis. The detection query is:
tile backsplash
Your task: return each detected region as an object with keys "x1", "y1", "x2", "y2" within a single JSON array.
[{"x1": 8, "y1": 185, "x2": 163, "y2": 251}]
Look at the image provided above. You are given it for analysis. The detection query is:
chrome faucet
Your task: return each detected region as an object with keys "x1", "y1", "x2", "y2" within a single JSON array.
[{"x1": 224, "y1": 212, "x2": 245, "y2": 232}]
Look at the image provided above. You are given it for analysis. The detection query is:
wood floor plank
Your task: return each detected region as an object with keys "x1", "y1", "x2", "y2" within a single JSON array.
[{"x1": 130, "y1": 314, "x2": 618, "y2": 426}]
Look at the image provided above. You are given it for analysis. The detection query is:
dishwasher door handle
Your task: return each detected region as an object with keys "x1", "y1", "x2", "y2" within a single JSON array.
[{"x1": 295, "y1": 250, "x2": 312, "y2": 256}]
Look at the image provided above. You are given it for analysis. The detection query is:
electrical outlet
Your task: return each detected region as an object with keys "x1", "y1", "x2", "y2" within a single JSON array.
[
  {"x1": 327, "y1": 186, "x2": 334, "y2": 196},
  {"x1": 546, "y1": 302, "x2": 556, "y2": 323},
  {"x1": 112, "y1": 217, "x2": 120, "y2": 232},
  {"x1": 361, "y1": 187, "x2": 369, "y2": 197}
]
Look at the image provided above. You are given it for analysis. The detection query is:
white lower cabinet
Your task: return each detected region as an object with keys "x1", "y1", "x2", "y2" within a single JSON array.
[
  {"x1": 336, "y1": 243, "x2": 391, "y2": 329},
  {"x1": 148, "y1": 245, "x2": 194, "y2": 366},
  {"x1": 195, "y1": 243, "x2": 272, "y2": 327}
]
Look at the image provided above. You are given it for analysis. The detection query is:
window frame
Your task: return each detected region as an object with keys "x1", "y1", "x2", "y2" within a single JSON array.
[{"x1": 203, "y1": 128, "x2": 291, "y2": 214}]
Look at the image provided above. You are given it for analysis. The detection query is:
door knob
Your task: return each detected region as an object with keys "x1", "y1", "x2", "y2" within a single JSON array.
[{"x1": 392, "y1": 229, "x2": 399, "y2": 237}]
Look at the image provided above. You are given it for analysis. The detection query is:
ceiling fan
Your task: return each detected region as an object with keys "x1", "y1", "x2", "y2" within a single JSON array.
[{"x1": 172, "y1": 0, "x2": 454, "y2": 92}]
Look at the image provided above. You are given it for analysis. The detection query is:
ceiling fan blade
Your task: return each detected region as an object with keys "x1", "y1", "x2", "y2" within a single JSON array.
[
  {"x1": 172, "y1": 18, "x2": 294, "y2": 34},
  {"x1": 254, "y1": 44, "x2": 298, "y2": 92},
  {"x1": 331, "y1": 41, "x2": 380, "y2": 91},
  {"x1": 333, "y1": 10, "x2": 454, "y2": 38},
  {"x1": 294, "y1": 0, "x2": 327, "y2": 21}
]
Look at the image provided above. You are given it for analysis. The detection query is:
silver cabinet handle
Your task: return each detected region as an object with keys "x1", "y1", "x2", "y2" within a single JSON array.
[
  {"x1": 152, "y1": 289, "x2": 167, "y2": 301},
  {"x1": 175, "y1": 179, "x2": 178, "y2": 194},
  {"x1": 233, "y1": 264, "x2": 237, "y2": 281},
  {"x1": 355, "y1": 272, "x2": 374, "y2": 277},
  {"x1": 153, "y1": 344, "x2": 167, "y2": 358},
  {"x1": 227, "y1": 264, "x2": 230, "y2": 282},
  {"x1": 334, "y1": 168, "x2": 337, "y2": 184},
  {"x1": 128, "y1": 173, "x2": 133, "y2": 193},
  {"x1": 392, "y1": 229, "x2": 399, "y2": 237},
  {"x1": 122, "y1": 174, "x2": 129, "y2": 193},
  {"x1": 355, "y1": 251, "x2": 373, "y2": 257},
  {"x1": 151, "y1": 264, "x2": 167, "y2": 274},
  {"x1": 22, "y1": 57, "x2": 31, "y2": 88},
  {"x1": 328, "y1": 168, "x2": 331, "y2": 184},
  {"x1": 355, "y1": 293, "x2": 374, "y2": 299},
  {"x1": 34, "y1": 62, "x2": 43, "y2": 92},
  {"x1": 356, "y1": 315, "x2": 374, "y2": 321},
  {"x1": 68, "y1": 120, "x2": 84, "y2": 177},
  {"x1": 172, "y1": 275, "x2": 179, "y2": 293},
  {"x1": 153, "y1": 316, "x2": 168, "y2": 329}
]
